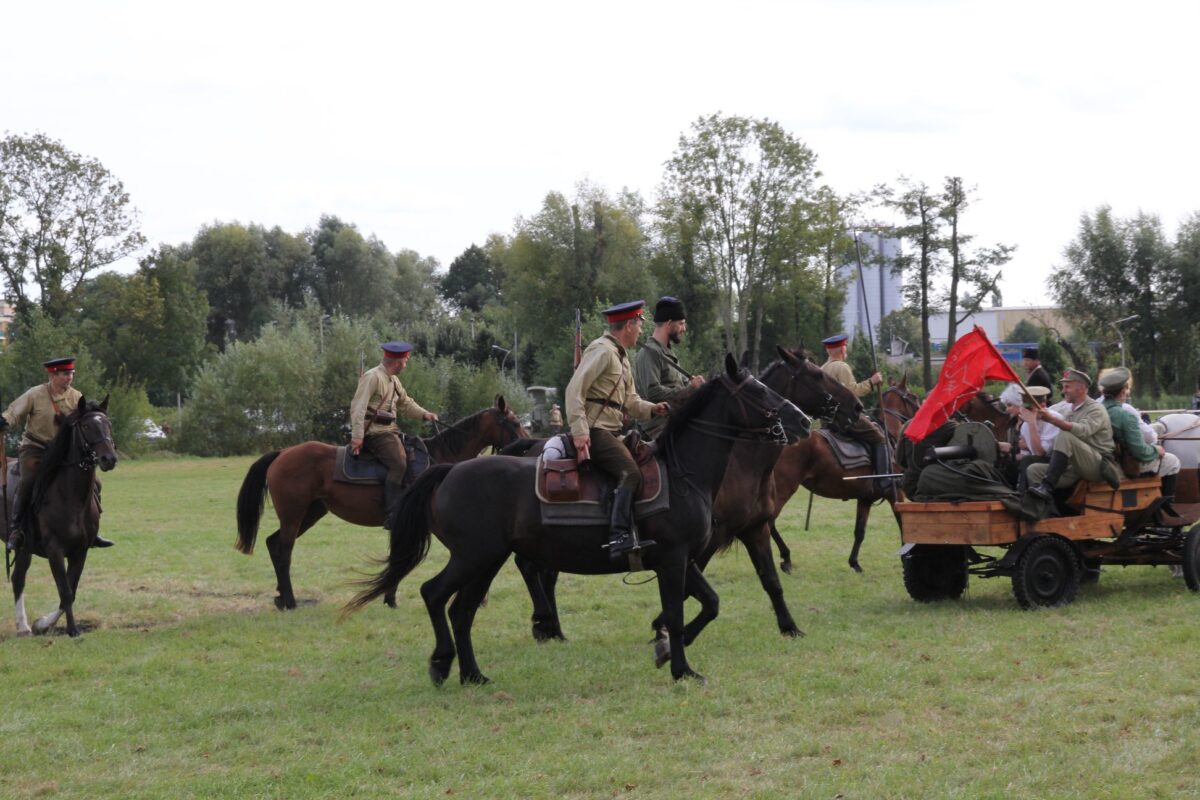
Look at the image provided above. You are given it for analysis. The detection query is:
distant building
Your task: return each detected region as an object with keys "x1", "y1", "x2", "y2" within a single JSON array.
[
  {"x1": 926, "y1": 305, "x2": 1072, "y2": 356},
  {"x1": 838, "y1": 232, "x2": 904, "y2": 346}
]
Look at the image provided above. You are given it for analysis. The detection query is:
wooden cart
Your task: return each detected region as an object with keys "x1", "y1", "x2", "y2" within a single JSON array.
[{"x1": 895, "y1": 477, "x2": 1200, "y2": 608}]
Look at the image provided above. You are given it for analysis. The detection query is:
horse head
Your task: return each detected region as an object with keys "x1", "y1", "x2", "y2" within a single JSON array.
[
  {"x1": 489, "y1": 394, "x2": 530, "y2": 446},
  {"x1": 716, "y1": 353, "x2": 810, "y2": 444},
  {"x1": 768, "y1": 345, "x2": 862, "y2": 430},
  {"x1": 74, "y1": 395, "x2": 119, "y2": 472}
]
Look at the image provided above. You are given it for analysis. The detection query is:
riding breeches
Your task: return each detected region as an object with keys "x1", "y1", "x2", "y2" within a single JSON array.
[
  {"x1": 588, "y1": 429, "x2": 641, "y2": 491},
  {"x1": 362, "y1": 432, "x2": 407, "y2": 485},
  {"x1": 842, "y1": 415, "x2": 885, "y2": 445}
]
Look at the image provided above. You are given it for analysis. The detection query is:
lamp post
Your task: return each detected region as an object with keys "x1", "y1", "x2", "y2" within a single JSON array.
[
  {"x1": 1111, "y1": 314, "x2": 1139, "y2": 368},
  {"x1": 491, "y1": 344, "x2": 512, "y2": 371}
]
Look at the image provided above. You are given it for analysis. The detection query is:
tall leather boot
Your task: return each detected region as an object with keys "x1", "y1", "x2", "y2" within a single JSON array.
[
  {"x1": 872, "y1": 442, "x2": 895, "y2": 494},
  {"x1": 606, "y1": 488, "x2": 655, "y2": 560},
  {"x1": 1028, "y1": 450, "x2": 1068, "y2": 501},
  {"x1": 1160, "y1": 473, "x2": 1180, "y2": 518},
  {"x1": 91, "y1": 484, "x2": 114, "y2": 548},
  {"x1": 383, "y1": 481, "x2": 405, "y2": 529}
]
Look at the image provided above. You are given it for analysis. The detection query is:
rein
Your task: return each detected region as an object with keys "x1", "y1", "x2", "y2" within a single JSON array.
[
  {"x1": 766, "y1": 360, "x2": 840, "y2": 423},
  {"x1": 682, "y1": 374, "x2": 789, "y2": 446}
]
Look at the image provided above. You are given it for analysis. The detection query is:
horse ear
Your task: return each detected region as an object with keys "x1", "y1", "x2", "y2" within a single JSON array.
[
  {"x1": 738, "y1": 350, "x2": 750, "y2": 369},
  {"x1": 899, "y1": 372, "x2": 908, "y2": 390},
  {"x1": 100, "y1": 393, "x2": 110, "y2": 412},
  {"x1": 725, "y1": 353, "x2": 738, "y2": 376},
  {"x1": 495, "y1": 394, "x2": 506, "y2": 412},
  {"x1": 777, "y1": 345, "x2": 798, "y2": 366}
]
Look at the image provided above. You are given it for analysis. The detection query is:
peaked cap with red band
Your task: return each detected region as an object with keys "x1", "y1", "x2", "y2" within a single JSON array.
[
  {"x1": 381, "y1": 341, "x2": 413, "y2": 359},
  {"x1": 43, "y1": 357, "x2": 76, "y2": 373},
  {"x1": 601, "y1": 300, "x2": 645, "y2": 323}
]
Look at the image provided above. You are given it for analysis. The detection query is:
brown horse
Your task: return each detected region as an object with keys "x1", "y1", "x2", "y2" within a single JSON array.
[
  {"x1": 8, "y1": 397, "x2": 118, "y2": 637},
  {"x1": 235, "y1": 397, "x2": 527, "y2": 609}
]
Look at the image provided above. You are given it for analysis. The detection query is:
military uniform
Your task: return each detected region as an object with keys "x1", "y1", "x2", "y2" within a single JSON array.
[
  {"x1": 633, "y1": 337, "x2": 689, "y2": 436},
  {"x1": 349, "y1": 341, "x2": 433, "y2": 525},
  {"x1": 820, "y1": 342, "x2": 884, "y2": 445},
  {"x1": 1026, "y1": 369, "x2": 1117, "y2": 494},
  {"x1": 1098, "y1": 367, "x2": 1180, "y2": 486}
]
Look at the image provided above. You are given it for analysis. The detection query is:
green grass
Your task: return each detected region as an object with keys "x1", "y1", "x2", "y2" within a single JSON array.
[{"x1": 2, "y1": 455, "x2": 1200, "y2": 798}]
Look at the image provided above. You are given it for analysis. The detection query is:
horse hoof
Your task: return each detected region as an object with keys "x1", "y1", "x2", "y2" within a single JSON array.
[
  {"x1": 850, "y1": 562, "x2": 864, "y2": 574},
  {"x1": 673, "y1": 669, "x2": 706, "y2": 684},
  {"x1": 532, "y1": 625, "x2": 566, "y2": 643},
  {"x1": 429, "y1": 658, "x2": 453, "y2": 686},
  {"x1": 653, "y1": 638, "x2": 671, "y2": 669},
  {"x1": 16, "y1": 629, "x2": 32, "y2": 638},
  {"x1": 273, "y1": 596, "x2": 291, "y2": 611},
  {"x1": 781, "y1": 626, "x2": 806, "y2": 638},
  {"x1": 384, "y1": 595, "x2": 397, "y2": 609},
  {"x1": 68, "y1": 628, "x2": 81, "y2": 638},
  {"x1": 780, "y1": 560, "x2": 793, "y2": 574},
  {"x1": 461, "y1": 672, "x2": 491, "y2": 686}
]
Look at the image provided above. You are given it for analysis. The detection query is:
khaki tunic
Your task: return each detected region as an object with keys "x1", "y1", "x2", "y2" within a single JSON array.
[
  {"x1": 633, "y1": 337, "x2": 689, "y2": 435},
  {"x1": 821, "y1": 358, "x2": 873, "y2": 398},
  {"x1": 566, "y1": 334, "x2": 656, "y2": 439},
  {"x1": 1026, "y1": 396, "x2": 1115, "y2": 488},
  {"x1": 3, "y1": 383, "x2": 82, "y2": 449},
  {"x1": 349, "y1": 364, "x2": 429, "y2": 440}
]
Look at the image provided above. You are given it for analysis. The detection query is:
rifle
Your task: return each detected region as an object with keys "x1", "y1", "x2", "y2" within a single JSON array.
[{"x1": 573, "y1": 309, "x2": 583, "y2": 369}]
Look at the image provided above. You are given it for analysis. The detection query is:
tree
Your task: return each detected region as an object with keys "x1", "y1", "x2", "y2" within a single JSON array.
[
  {"x1": 1005, "y1": 319, "x2": 1041, "y2": 344},
  {"x1": 308, "y1": 215, "x2": 398, "y2": 317},
  {"x1": 190, "y1": 222, "x2": 278, "y2": 349},
  {"x1": 441, "y1": 244, "x2": 501, "y2": 312},
  {"x1": 877, "y1": 177, "x2": 944, "y2": 388},
  {"x1": 0, "y1": 133, "x2": 145, "y2": 322},
  {"x1": 659, "y1": 114, "x2": 820, "y2": 366},
  {"x1": 939, "y1": 177, "x2": 1013, "y2": 350}
]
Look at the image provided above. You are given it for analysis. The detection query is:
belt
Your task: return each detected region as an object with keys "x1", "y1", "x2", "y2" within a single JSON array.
[{"x1": 586, "y1": 398, "x2": 623, "y2": 410}]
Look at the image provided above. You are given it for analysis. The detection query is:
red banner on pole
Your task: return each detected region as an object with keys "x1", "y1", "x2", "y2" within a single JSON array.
[{"x1": 904, "y1": 326, "x2": 1020, "y2": 442}]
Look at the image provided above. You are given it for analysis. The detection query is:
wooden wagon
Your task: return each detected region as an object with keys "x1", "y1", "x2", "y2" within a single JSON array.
[{"x1": 895, "y1": 477, "x2": 1200, "y2": 608}]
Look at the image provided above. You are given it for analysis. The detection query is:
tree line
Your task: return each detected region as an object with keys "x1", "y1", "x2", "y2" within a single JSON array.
[{"x1": 2, "y1": 118, "x2": 1197, "y2": 455}]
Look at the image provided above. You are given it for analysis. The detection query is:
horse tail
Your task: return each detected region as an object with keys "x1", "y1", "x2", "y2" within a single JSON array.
[
  {"x1": 235, "y1": 451, "x2": 282, "y2": 555},
  {"x1": 342, "y1": 463, "x2": 453, "y2": 617}
]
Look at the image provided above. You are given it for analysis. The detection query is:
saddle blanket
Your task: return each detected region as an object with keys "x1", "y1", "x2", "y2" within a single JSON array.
[
  {"x1": 816, "y1": 428, "x2": 871, "y2": 471},
  {"x1": 535, "y1": 452, "x2": 670, "y2": 527},
  {"x1": 333, "y1": 434, "x2": 430, "y2": 485}
]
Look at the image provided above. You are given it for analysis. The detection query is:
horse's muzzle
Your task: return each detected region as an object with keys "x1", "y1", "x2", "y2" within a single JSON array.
[{"x1": 779, "y1": 401, "x2": 811, "y2": 444}]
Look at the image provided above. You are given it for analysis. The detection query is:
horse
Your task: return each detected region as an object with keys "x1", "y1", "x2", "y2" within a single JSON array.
[
  {"x1": 516, "y1": 346, "x2": 862, "y2": 646},
  {"x1": 343, "y1": 355, "x2": 811, "y2": 684},
  {"x1": 235, "y1": 396, "x2": 528, "y2": 610},
  {"x1": 7, "y1": 397, "x2": 118, "y2": 637}
]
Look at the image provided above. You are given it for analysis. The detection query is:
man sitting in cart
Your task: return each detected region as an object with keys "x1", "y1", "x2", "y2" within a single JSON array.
[
  {"x1": 997, "y1": 383, "x2": 1062, "y2": 491},
  {"x1": 1099, "y1": 367, "x2": 1181, "y2": 507},
  {"x1": 1025, "y1": 368, "x2": 1122, "y2": 502}
]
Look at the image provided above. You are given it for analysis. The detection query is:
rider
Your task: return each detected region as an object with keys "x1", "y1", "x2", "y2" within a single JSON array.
[
  {"x1": 819, "y1": 333, "x2": 891, "y2": 492},
  {"x1": 1, "y1": 357, "x2": 115, "y2": 551},
  {"x1": 1098, "y1": 367, "x2": 1181, "y2": 506},
  {"x1": 349, "y1": 341, "x2": 439, "y2": 527},
  {"x1": 633, "y1": 296, "x2": 705, "y2": 438},
  {"x1": 566, "y1": 300, "x2": 669, "y2": 559},
  {"x1": 1025, "y1": 368, "x2": 1122, "y2": 501}
]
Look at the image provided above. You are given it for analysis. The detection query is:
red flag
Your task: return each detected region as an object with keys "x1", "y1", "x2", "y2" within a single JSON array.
[{"x1": 904, "y1": 326, "x2": 1020, "y2": 442}]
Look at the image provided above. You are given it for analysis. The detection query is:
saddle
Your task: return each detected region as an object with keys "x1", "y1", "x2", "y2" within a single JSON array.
[
  {"x1": 535, "y1": 433, "x2": 670, "y2": 526},
  {"x1": 815, "y1": 428, "x2": 871, "y2": 471},
  {"x1": 333, "y1": 434, "x2": 430, "y2": 485}
]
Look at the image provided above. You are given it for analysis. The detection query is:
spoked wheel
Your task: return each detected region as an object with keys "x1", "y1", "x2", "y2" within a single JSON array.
[
  {"x1": 1012, "y1": 535, "x2": 1080, "y2": 609},
  {"x1": 1182, "y1": 525, "x2": 1200, "y2": 592},
  {"x1": 901, "y1": 545, "x2": 968, "y2": 602}
]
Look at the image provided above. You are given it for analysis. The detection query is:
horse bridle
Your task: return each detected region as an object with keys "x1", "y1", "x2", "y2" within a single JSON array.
[
  {"x1": 882, "y1": 385, "x2": 921, "y2": 424},
  {"x1": 685, "y1": 373, "x2": 791, "y2": 446},
  {"x1": 71, "y1": 410, "x2": 113, "y2": 470},
  {"x1": 767, "y1": 360, "x2": 840, "y2": 423}
]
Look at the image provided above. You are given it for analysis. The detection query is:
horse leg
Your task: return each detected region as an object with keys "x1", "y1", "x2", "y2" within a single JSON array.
[
  {"x1": 742, "y1": 522, "x2": 804, "y2": 637},
  {"x1": 679, "y1": 560, "x2": 722, "y2": 646},
  {"x1": 40, "y1": 546, "x2": 77, "y2": 636},
  {"x1": 514, "y1": 554, "x2": 565, "y2": 642},
  {"x1": 655, "y1": 550, "x2": 704, "y2": 683},
  {"x1": 770, "y1": 519, "x2": 793, "y2": 574},
  {"x1": 848, "y1": 498, "x2": 871, "y2": 573},
  {"x1": 265, "y1": 501, "x2": 324, "y2": 610},
  {"x1": 11, "y1": 547, "x2": 34, "y2": 637},
  {"x1": 448, "y1": 556, "x2": 508, "y2": 685},
  {"x1": 420, "y1": 557, "x2": 474, "y2": 686}
]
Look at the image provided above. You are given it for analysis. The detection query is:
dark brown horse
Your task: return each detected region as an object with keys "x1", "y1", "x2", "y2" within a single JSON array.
[
  {"x1": 8, "y1": 397, "x2": 118, "y2": 637},
  {"x1": 517, "y1": 346, "x2": 862, "y2": 645},
  {"x1": 235, "y1": 397, "x2": 527, "y2": 610},
  {"x1": 343, "y1": 356, "x2": 811, "y2": 685}
]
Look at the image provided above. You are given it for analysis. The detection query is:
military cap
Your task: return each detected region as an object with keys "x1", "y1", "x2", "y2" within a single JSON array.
[
  {"x1": 43, "y1": 357, "x2": 76, "y2": 373},
  {"x1": 1098, "y1": 367, "x2": 1131, "y2": 390},
  {"x1": 653, "y1": 296, "x2": 687, "y2": 323},
  {"x1": 1022, "y1": 347, "x2": 1040, "y2": 359},
  {"x1": 601, "y1": 300, "x2": 645, "y2": 322},
  {"x1": 1060, "y1": 368, "x2": 1092, "y2": 385},
  {"x1": 381, "y1": 341, "x2": 414, "y2": 359},
  {"x1": 1026, "y1": 385, "x2": 1052, "y2": 399},
  {"x1": 821, "y1": 333, "x2": 849, "y2": 349}
]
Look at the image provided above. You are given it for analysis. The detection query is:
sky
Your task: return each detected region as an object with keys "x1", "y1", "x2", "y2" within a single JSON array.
[{"x1": 5, "y1": 0, "x2": 1197, "y2": 308}]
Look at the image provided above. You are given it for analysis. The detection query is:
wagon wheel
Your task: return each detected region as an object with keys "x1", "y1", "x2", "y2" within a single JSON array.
[
  {"x1": 901, "y1": 545, "x2": 968, "y2": 602},
  {"x1": 1182, "y1": 524, "x2": 1200, "y2": 592},
  {"x1": 1012, "y1": 535, "x2": 1080, "y2": 609}
]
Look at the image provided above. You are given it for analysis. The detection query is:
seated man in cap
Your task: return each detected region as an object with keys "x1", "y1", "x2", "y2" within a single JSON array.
[
  {"x1": 819, "y1": 333, "x2": 892, "y2": 491},
  {"x1": 1099, "y1": 367, "x2": 1181, "y2": 506},
  {"x1": 0, "y1": 357, "x2": 114, "y2": 551},
  {"x1": 633, "y1": 296, "x2": 705, "y2": 439},
  {"x1": 1022, "y1": 347, "x2": 1054, "y2": 400},
  {"x1": 997, "y1": 383, "x2": 1061, "y2": 490},
  {"x1": 566, "y1": 300, "x2": 669, "y2": 559},
  {"x1": 349, "y1": 341, "x2": 439, "y2": 528},
  {"x1": 1026, "y1": 368, "x2": 1122, "y2": 501}
]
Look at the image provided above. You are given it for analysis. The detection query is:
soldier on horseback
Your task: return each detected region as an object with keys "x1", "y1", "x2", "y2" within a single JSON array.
[
  {"x1": 349, "y1": 341, "x2": 439, "y2": 527},
  {"x1": 566, "y1": 301, "x2": 668, "y2": 559},
  {"x1": 633, "y1": 296, "x2": 705, "y2": 439},
  {"x1": 1, "y1": 357, "x2": 115, "y2": 552},
  {"x1": 819, "y1": 333, "x2": 892, "y2": 492}
]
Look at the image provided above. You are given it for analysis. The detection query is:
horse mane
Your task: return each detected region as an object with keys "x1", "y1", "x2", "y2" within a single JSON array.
[
  {"x1": 656, "y1": 368, "x2": 741, "y2": 449},
  {"x1": 424, "y1": 407, "x2": 490, "y2": 454},
  {"x1": 29, "y1": 398, "x2": 101, "y2": 515}
]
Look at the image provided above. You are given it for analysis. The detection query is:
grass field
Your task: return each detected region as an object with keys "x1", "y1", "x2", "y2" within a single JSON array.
[{"x1": 2, "y1": 455, "x2": 1200, "y2": 799}]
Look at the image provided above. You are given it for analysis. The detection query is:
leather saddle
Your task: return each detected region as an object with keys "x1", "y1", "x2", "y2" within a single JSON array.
[
  {"x1": 333, "y1": 434, "x2": 430, "y2": 485},
  {"x1": 815, "y1": 427, "x2": 872, "y2": 471},
  {"x1": 535, "y1": 433, "x2": 670, "y2": 526}
]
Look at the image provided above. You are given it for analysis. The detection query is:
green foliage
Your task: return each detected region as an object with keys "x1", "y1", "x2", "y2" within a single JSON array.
[
  {"x1": 440, "y1": 243, "x2": 502, "y2": 312},
  {"x1": 0, "y1": 132, "x2": 146, "y2": 322},
  {"x1": 1005, "y1": 318, "x2": 1041, "y2": 343},
  {"x1": 98, "y1": 370, "x2": 155, "y2": 456},
  {"x1": 878, "y1": 308, "x2": 922, "y2": 358}
]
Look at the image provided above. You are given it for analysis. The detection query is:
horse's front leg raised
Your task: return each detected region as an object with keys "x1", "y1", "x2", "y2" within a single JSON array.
[
  {"x1": 11, "y1": 547, "x2": 34, "y2": 636},
  {"x1": 654, "y1": 550, "x2": 704, "y2": 683}
]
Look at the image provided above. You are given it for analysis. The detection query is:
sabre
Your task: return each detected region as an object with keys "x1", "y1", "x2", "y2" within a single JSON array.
[
  {"x1": 842, "y1": 472, "x2": 904, "y2": 481},
  {"x1": 852, "y1": 229, "x2": 898, "y2": 503}
]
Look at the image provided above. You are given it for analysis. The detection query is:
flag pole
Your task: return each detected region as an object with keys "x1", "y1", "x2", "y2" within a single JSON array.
[{"x1": 852, "y1": 229, "x2": 897, "y2": 502}]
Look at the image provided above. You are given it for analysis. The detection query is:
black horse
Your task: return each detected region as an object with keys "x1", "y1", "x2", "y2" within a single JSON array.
[
  {"x1": 8, "y1": 396, "x2": 118, "y2": 637},
  {"x1": 344, "y1": 355, "x2": 810, "y2": 684}
]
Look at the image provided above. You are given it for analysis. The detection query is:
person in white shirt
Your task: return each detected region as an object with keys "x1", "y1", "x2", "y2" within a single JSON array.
[{"x1": 998, "y1": 383, "x2": 1063, "y2": 491}]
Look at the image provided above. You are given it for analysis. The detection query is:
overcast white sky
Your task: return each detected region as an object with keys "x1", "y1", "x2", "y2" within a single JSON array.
[{"x1": 5, "y1": 0, "x2": 1196, "y2": 307}]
